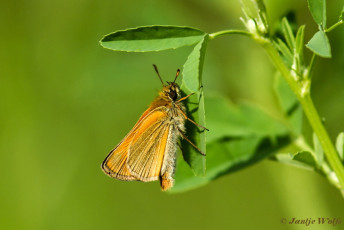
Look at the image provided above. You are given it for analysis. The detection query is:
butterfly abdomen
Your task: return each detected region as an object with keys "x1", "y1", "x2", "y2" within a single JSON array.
[{"x1": 159, "y1": 103, "x2": 186, "y2": 191}]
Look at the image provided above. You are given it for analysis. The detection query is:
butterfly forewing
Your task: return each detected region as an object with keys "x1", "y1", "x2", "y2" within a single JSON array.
[
  {"x1": 101, "y1": 107, "x2": 157, "y2": 180},
  {"x1": 102, "y1": 142, "x2": 137, "y2": 181},
  {"x1": 102, "y1": 106, "x2": 169, "y2": 182},
  {"x1": 127, "y1": 108, "x2": 170, "y2": 181}
]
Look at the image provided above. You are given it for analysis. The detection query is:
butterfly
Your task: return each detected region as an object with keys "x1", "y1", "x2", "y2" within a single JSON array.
[{"x1": 101, "y1": 65, "x2": 207, "y2": 191}]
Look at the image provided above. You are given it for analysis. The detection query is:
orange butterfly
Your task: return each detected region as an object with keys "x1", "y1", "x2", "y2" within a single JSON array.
[{"x1": 101, "y1": 65, "x2": 207, "y2": 191}]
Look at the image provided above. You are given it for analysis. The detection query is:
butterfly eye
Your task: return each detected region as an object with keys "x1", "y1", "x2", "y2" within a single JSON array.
[{"x1": 169, "y1": 90, "x2": 177, "y2": 101}]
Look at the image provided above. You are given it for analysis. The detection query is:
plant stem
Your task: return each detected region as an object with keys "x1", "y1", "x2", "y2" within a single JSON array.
[
  {"x1": 325, "y1": 20, "x2": 344, "y2": 33},
  {"x1": 301, "y1": 94, "x2": 344, "y2": 187},
  {"x1": 209, "y1": 30, "x2": 252, "y2": 40},
  {"x1": 262, "y1": 41, "x2": 344, "y2": 190}
]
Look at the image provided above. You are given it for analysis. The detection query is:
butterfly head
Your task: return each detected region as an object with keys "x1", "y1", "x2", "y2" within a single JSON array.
[
  {"x1": 153, "y1": 65, "x2": 182, "y2": 102},
  {"x1": 163, "y1": 82, "x2": 181, "y2": 102}
]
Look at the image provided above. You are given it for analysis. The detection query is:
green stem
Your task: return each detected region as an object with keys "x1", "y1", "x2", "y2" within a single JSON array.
[
  {"x1": 300, "y1": 94, "x2": 344, "y2": 187},
  {"x1": 262, "y1": 41, "x2": 344, "y2": 190},
  {"x1": 209, "y1": 30, "x2": 252, "y2": 40},
  {"x1": 325, "y1": 20, "x2": 344, "y2": 33}
]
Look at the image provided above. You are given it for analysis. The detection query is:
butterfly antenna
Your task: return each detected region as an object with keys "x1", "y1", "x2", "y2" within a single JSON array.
[
  {"x1": 173, "y1": 69, "x2": 180, "y2": 83},
  {"x1": 153, "y1": 64, "x2": 165, "y2": 86}
]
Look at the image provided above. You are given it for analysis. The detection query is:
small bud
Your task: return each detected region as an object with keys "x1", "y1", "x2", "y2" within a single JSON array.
[
  {"x1": 302, "y1": 68, "x2": 309, "y2": 79},
  {"x1": 290, "y1": 62, "x2": 298, "y2": 81},
  {"x1": 257, "y1": 18, "x2": 267, "y2": 35},
  {"x1": 329, "y1": 171, "x2": 339, "y2": 184},
  {"x1": 247, "y1": 19, "x2": 257, "y2": 34},
  {"x1": 301, "y1": 80, "x2": 310, "y2": 97}
]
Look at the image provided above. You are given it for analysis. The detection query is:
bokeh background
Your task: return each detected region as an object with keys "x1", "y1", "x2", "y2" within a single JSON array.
[{"x1": 1, "y1": 0, "x2": 344, "y2": 229}]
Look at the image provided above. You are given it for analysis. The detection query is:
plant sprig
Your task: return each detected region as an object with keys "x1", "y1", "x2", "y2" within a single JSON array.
[{"x1": 99, "y1": 0, "x2": 344, "y2": 195}]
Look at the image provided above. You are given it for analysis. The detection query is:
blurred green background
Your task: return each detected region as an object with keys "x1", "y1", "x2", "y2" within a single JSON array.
[{"x1": 1, "y1": 0, "x2": 344, "y2": 229}]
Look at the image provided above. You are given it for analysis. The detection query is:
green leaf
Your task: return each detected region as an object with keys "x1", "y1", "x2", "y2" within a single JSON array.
[
  {"x1": 335, "y1": 132, "x2": 344, "y2": 161},
  {"x1": 172, "y1": 136, "x2": 260, "y2": 193},
  {"x1": 273, "y1": 151, "x2": 317, "y2": 170},
  {"x1": 313, "y1": 133, "x2": 324, "y2": 165},
  {"x1": 307, "y1": 0, "x2": 327, "y2": 27},
  {"x1": 172, "y1": 93, "x2": 291, "y2": 193},
  {"x1": 180, "y1": 35, "x2": 208, "y2": 176},
  {"x1": 205, "y1": 93, "x2": 288, "y2": 143},
  {"x1": 289, "y1": 106, "x2": 303, "y2": 135},
  {"x1": 274, "y1": 73, "x2": 303, "y2": 135},
  {"x1": 282, "y1": 18, "x2": 296, "y2": 51},
  {"x1": 340, "y1": 6, "x2": 344, "y2": 21},
  {"x1": 274, "y1": 73, "x2": 297, "y2": 113},
  {"x1": 272, "y1": 153, "x2": 294, "y2": 165},
  {"x1": 295, "y1": 26, "x2": 305, "y2": 54},
  {"x1": 293, "y1": 151, "x2": 317, "y2": 168},
  {"x1": 295, "y1": 25, "x2": 305, "y2": 65},
  {"x1": 274, "y1": 38, "x2": 293, "y2": 66},
  {"x1": 171, "y1": 135, "x2": 290, "y2": 193},
  {"x1": 306, "y1": 30, "x2": 331, "y2": 58},
  {"x1": 170, "y1": 156, "x2": 209, "y2": 193},
  {"x1": 181, "y1": 36, "x2": 208, "y2": 92},
  {"x1": 100, "y1": 26, "x2": 205, "y2": 52}
]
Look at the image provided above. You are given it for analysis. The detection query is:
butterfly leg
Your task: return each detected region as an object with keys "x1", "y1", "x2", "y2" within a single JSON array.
[
  {"x1": 175, "y1": 104, "x2": 209, "y2": 131},
  {"x1": 177, "y1": 127, "x2": 206, "y2": 156},
  {"x1": 186, "y1": 117, "x2": 209, "y2": 131},
  {"x1": 176, "y1": 93, "x2": 194, "y2": 103}
]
